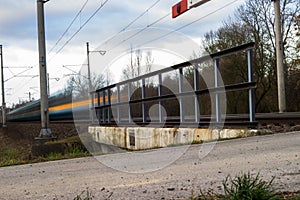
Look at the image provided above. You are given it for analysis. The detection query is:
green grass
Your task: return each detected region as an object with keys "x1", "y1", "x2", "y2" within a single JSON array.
[
  {"x1": 0, "y1": 137, "x2": 91, "y2": 167},
  {"x1": 43, "y1": 144, "x2": 91, "y2": 161},
  {"x1": 0, "y1": 147, "x2": 30, "y2": 167},
  {"x1": 46, "y1": 152, "x2": 63, "y2": 160},
  {"x1": 192, "y1": 172, "x2": 290, "y2": 200},
  {"x1": 64, "y1": 144, "x2": 91, "y2": 159}
]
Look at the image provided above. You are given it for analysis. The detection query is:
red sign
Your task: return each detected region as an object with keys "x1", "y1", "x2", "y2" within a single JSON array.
[{"x1": 172, "y1": 0, "x2": 189, "y2": 18}]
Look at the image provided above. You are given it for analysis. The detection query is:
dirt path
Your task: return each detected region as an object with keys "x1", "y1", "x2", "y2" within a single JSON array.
[{"x1": 0, "y1": 131, "x2": 299, "y2": 199}]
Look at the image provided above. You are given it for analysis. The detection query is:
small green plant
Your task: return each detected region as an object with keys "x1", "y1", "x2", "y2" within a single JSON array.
[
  {"x1": 192, "y1": 140, "x2": 203, "y2": 144},
  {"x1": 73, "y1": 189, "x2": 93, "y2": 200},
  {"x1": 46, "y1": 152, "x2": 63, "y2": 160},
  {"x1": 67, "y1": 144, "x2": 85, "y2": 155},
  {"x1": 65, "y1": 144, "x2": 90, "y2": 158},
  {"x1": 222, "y1": 172, "x2": 280, "y2": 200}
]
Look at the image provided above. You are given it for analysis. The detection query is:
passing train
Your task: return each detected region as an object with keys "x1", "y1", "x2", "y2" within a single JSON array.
[{"x1": 7, "y1": 93, "x2": 89, "y2": 122}]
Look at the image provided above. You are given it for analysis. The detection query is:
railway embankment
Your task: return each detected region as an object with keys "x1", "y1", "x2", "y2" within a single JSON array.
[
  {"x1": 0, "y1": 122, "x2": 85, "y2": 167},
  {"x1": 0, "y1": 119, "x2": 300, "y2": 167}
]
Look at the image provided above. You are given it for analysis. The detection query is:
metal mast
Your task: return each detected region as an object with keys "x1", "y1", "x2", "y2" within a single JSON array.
[
  {"x1": 0, "y1": 45, "x2": 6, "y2": 127},
  {"x1": 272, "y1": 0, "x2": 286, "y2": 112},
  {"x1": 37, "y1": 0, "x2": 51, "y2": 137}
]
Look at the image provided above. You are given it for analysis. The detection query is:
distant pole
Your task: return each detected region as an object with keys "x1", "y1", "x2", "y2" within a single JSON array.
[
  {"x1": 86, "y1": 42, "x2": 92, "y2": 92},
  {"x1": 37, "y1": 0, "x2": 51, "y2": 137},
  {"x1": 86, "y1": 42, "x2": 93, "y2": 123},
  {"x1": 0, "y1": 45, "x2": 6, "y2": 127},
  {"x1": 272, "y1": 0, "x2": 286, "y2": 112}
]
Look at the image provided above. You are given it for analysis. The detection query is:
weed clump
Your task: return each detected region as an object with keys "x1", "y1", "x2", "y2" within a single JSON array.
[
  {"x1": 222, "y1": 172, "x2": 280, "y2": 200},
  {"x1": 193, "y1": 172, "x2": 282, "y2": 200}
]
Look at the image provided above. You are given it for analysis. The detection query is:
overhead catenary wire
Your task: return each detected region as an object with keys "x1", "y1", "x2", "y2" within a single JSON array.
[
  {"x1": 6, "y1": 67, "x2": 39, "y2": 103},
  {"x1": 48, "y1": 0, "x2": 110, "y2": 62},
  {"x1": 6, "y1": 0, "x2": 109, "y2": 105},
  {"x1": 107, "y1": 12, "x2": 170, "y2": 52},
  {"x1": 51, "y1": 0, "x2": 240, "y2": 91},
  {"x1": 103, "y1": 0, "x2": 162, "y2": 45},
  {"x1": 49, "y1": 0, "x2": 163, "y2": 92},
  {"x1": 4, "y1": 67, "x2": 34, "y2": 82},
  {"x1": 104, "y1": 0, "x2": 240, "y2": 54},
  {"x1": 48, "y1": 0, "x2": 89, "y2": 54},
  {"x1": 130, "y1": 0, "x2": 240, "y2": 51}
]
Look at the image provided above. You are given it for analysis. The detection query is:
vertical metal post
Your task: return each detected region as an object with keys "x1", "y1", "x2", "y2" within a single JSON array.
[
  {"x1": 214, "y1": 58, "x2": 221, "y2": 123},
  {"x1": 141, "y1": 78, "x2": 146, "y2": 123},
  {"x1": 91, "y1": 92, "x2": 95, "y2": 124},
  {"x1": 117, "y1": 85, "x2": 121, "y2": 123},
  {"x1": 86, "y1": 42, "x2": 92, "y2": 92},
  {"x1": 247, "y1": 49, "x2": 255, "y2": 122},
  {"x1": 194, "y1": 66, "x2": 200, "y2": 123},
  {"x1": 273, "y1": 0, "x2": 286, "y2": 112},
  {"x1": 128, "y1": 82, "x2": 132, "y2": 123},
  {"x1": 102, "y1": 91, "x2": 106, "y2": 123},
  {"x1": 0, "y1": 45, "x2": 6, "y2": 127},
  {"x1": 37, "y1": 0, "x2": 51, "y2": 137},
  {"x1": 158, "y1": 74, "x2": 163, "y2": 123},
  {"x1": 97, "y1": 92, "x2": 101, "y2": 124},
  {"x1": 86, "y1": 42, "x2": 94, "y2": 123},
  {"x1": 107, "y1": 89, "x2": 111, "y2": 124},
  {"x1": 178, "y1": 68, "x2": 184, "y2": 123}
]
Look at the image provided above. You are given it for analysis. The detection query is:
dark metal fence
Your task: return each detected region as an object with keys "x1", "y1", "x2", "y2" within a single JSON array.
[{"x1": 90, "y1": 42, "x2": 256, "y2": 128}]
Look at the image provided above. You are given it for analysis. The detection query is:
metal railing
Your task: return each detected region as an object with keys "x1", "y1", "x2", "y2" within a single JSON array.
[{"x1": 90, "y1": 42, "x2": 256, "y2": 128}]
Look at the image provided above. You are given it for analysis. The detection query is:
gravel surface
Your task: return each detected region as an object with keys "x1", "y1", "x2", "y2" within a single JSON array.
[{"x1": 0, "y1": 131, "x2": 299, "y2": 199}]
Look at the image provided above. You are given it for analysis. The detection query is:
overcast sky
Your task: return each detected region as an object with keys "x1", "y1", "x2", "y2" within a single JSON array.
[{"x1": 0, "y1": 0, "x2": 245, "y2": 106}]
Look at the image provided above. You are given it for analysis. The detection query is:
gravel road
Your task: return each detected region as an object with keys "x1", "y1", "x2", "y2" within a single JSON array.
[{"x1": 0, "y1": 131, "x2": 299, "y2": 199}]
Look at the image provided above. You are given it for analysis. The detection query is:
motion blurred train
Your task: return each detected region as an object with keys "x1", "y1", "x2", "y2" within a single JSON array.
[{"x1": 7, "y1": 93, "x2": 89, "y2": 122}]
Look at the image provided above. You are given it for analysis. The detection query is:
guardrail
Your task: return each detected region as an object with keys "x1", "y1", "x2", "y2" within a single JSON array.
[{"x1": 90, "y1": 42, "x2": 257, "y2": 128}]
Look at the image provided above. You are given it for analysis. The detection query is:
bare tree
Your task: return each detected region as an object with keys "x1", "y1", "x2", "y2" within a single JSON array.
[
  {"x1": 64, "y1": 72, "x2": 109, "y2": 100},
  {"x1": 202, "y1": 0, "x2": 300, "y2": 112},
  {"x1": 121, "y1": 48, "x2": 153, "y2": 81}
]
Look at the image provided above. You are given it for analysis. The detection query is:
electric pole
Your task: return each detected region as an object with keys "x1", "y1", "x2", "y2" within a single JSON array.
[
  {"x1": 85, "y1": 43, "x2": 106, "y2": 124},
  {"x1": 37, "y1": 0, "x2": 51, "y2": 137},
  {"x1": 86, "y1": 42, "x2": 92, "y2": 93},
  {"x1": 272, "y1": 0, "x2": 286, "y2": 112},
  {"x1": 0, "y1": 45, "x2": 6, "y2": 127},
  {"x1": 86, "y1": 42, "x2": 93, "y2": 123}
]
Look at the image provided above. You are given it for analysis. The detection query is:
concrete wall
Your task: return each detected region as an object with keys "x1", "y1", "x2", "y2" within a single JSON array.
[{"x1": 88, "y1": 126, "x2": 266, "y2": 150}]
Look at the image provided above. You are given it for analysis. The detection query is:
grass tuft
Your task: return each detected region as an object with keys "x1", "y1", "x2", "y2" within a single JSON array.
[
  {"x1": 73, "y1": 189, "x2": 93, "y2": 200},
  {"x1": 222, "y1": 172, "x2": 280, "y2": 200},
  {"x1": 193, "y1": 172, "x2": 286, "y2": 200}
]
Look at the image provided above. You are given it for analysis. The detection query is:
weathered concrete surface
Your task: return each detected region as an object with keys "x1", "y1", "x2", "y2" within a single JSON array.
[
  {"x1": 89, "y1": 126, "x2": 272, "y2": 150},
  {"x1": 0, "y1": 131, "x2": 299, "y2": 199}
]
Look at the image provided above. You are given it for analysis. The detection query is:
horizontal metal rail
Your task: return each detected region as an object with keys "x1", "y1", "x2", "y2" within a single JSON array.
[{"x1": 95, "y1": 82, "x2": 257, "y2": 109}]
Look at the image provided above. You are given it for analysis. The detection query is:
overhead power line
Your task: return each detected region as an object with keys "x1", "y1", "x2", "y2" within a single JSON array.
[
  {"x1": 48, "y1": 0, "x2": 89, "y2": 54},
  {"x1": 133, "y1": 0, "x2": 240, "y2": 50},
  {"x1": 107, "y1": 12, "x2": 170, "y2": 52},
  {"x1": 104, "y1": 0, "x2": 239, "y2": 54},
  {"x1": 103, "y1": 0, "x2": 162, "y2": 45},
  {"x1": 48, "y1": 0, "x2": 110, "y2": 62}
]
